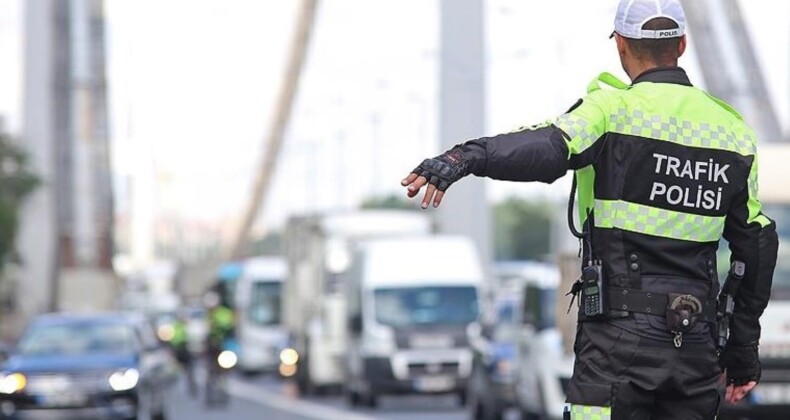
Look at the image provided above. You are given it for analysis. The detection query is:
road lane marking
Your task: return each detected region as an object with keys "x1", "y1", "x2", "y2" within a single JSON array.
[{"x1": 228, "y1": 379, "x2": 377, "y2": 420}]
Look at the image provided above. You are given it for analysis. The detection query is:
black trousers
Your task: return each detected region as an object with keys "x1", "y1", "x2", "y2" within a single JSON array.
[{"x1": 566, "y1": 319, "x2": 723, "y2": 420}]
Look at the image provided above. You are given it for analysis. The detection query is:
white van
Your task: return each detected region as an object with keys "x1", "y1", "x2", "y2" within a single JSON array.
[
  {"x1": 284, "y1": 211, "x2": 432, "y2": 393},
  {"x1": 344, "y1": 235, "x2": 483, "y2": 407},
  {"x1": 234, "y1": 256, "x2": 287, "y2": 374}
]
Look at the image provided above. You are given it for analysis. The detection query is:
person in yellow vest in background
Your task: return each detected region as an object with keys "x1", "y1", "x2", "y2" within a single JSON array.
[
  {"x1": 204, "y1": 290, "x2": 236, "y2": 381},
  {"x1": 170, "y1": 312, "x2": 197, "y2": 397}
]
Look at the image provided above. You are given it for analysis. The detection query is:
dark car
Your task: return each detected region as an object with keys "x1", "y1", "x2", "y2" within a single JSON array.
[
  {"x1": 468, "y1": 298, "x2": 520, "y2": 420},
  {"x1": 0, "y1": 313, "x2": 178, "y2": 419}
]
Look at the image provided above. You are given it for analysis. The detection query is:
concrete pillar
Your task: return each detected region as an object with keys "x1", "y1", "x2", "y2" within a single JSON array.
[{"x1": 438, "y1": 0, "x2": 491, "y2": 265}]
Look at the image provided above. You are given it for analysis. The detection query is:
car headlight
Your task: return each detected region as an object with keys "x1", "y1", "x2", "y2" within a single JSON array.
[
  {"x1": 109, "y1": 368, "x2": 139, "y2": 392},
  {"x1": 217, "y1": 350, "x2": 237, "y2": 369},
  {"x1": 0, "y1": 373, "x2": 26, "y2": 394},
  {"x1": 279, "y1": 348, "x2": 299, "y2": 366},
  {"x1": 157, "y1": 324, "x2": 175, "y2": 342}
]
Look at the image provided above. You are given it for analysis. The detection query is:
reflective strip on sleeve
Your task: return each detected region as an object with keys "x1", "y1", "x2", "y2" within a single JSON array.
[
  {"x1": 746, "y1": 154, "x2": 772, "y2": 227},
  {"x1": 570, "y1": 404, "x2": 611, "y2": 420},
  {"x1": 556, "y1": 113, "x2": 598, "y2": 155},
  {"x1": 608, "y1": 109, "x2": 756, "y2": 156},
  {"x1": 595, "y1": 200, "x2": 726, "y2": 242}
]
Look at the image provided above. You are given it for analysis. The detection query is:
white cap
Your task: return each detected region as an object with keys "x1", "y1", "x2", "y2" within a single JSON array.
[{"x1": 613, "y1": 0, "x2": 686, "y2": 39}]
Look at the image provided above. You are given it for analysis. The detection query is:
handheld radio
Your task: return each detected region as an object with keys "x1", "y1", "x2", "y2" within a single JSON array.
[
  {"x1": 566, "y1": 174, "x2": 607, "y2": 318},
  {"x1": 580, "y1": 264, "x2": 605, "y2": 317}
]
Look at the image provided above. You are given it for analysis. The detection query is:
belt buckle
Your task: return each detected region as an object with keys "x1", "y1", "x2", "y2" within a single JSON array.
[
  {"x1": 666, "y1": 294, "x2": 703, "y2": 347},
  {"x1": 669, "y1": 294, "x2": 703, "y2": 315}
]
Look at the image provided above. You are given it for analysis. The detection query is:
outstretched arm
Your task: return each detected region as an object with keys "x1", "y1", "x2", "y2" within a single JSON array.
[
  {"x1": 401, "y1": 124, "x2": 569, "y2": 208},
  {"x1": 401, "y1": 93, "x2": 611, "y2": 208}
]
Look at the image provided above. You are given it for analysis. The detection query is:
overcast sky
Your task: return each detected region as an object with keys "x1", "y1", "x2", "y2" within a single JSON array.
[{"x1": 1, "y1": 0, "x2": 788, "y2": 232}]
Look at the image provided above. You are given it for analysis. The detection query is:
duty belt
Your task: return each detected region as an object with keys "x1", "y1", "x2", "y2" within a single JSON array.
[{"x1": 607, "y1": 287, "x2": 717, "y2": 322}]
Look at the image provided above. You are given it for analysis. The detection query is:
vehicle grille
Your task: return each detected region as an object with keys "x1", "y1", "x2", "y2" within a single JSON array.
[
  {"x1": 25, "y1": 372, "x2": 109, "y2": 393},
  {"x1": 408, "y1": 362, "x2": 460, "y2": 377}
]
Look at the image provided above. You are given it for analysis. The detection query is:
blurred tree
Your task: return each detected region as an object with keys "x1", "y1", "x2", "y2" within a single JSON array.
[
  {"x1": 493, "y1": 197, "x2": 554, "y2": 261},
  {"x1": 360, "y1": 194, "x2": 419, "y2": 211},
  {"x1": 0, "y1": 129, "x2": 40, "y2": 275}
]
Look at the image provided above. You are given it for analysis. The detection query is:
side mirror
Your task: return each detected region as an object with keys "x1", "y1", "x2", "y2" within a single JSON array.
[{"x1": 350, "y1": 314, "x2": 363, "y2": 334}]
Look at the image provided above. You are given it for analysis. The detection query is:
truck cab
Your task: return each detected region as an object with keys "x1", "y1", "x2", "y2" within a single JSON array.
[
  {"x1": 283, "y1": 211, "x2": 432, "y2": 394},
  {"x1": 344, "y1": 235, "x2": 483, "y2": 408},
  {"x1": 234, "y1": 256, "x2": 287, "y2": 375}
]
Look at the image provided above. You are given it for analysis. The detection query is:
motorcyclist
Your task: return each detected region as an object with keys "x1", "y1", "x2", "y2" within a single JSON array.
[
  {"x1": 205, "y1": 291, "x2": 234, "y2": 357},
  {"x1": 170, "y1": 312, "x2": 197, "y2": 397},
  {"x1": 203, "y1": 289, "x2": 235, "y2": 405}
]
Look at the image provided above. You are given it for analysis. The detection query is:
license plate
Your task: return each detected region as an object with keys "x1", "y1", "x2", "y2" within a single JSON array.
[
  {"x1": 37, "y1": 392, "x2": 88, "y2": 407},
  {"x1": 751, "y1": 384, "x2": 790, "y2": 404},
  {"x1": 414, "y1": 376, "x2": 455, "y2": 392}
]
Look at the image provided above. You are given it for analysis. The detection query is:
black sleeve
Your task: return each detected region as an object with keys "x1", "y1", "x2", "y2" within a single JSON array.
[
  {"x1": 722, "y1": 169, "x2": 779, "y2": 346},
  {"x1": 455, "y1": 125, "x2": 571, "y2": 184}
]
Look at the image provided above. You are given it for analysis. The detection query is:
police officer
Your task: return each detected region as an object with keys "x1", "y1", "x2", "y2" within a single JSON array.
[
  {"x1": 170, "y1": 312, "x2": 197, "y2": 396},
  {"x1": 401, "y1": 1, "x2": 778, "y2": 418},
  {"x1": 205, "y1": 291, "x2": 235, "y2": 359}
]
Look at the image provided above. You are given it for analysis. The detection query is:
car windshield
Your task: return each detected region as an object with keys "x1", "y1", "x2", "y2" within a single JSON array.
[
  {"x1": 248, "y1": 281, "x2": 282, "y2": 326},
  {"x1": 374, "y1": 286, "x2": 478, "y2": 328},
  {"x1": 17, "y1": 322, "x2": 138, "y2": 356}
]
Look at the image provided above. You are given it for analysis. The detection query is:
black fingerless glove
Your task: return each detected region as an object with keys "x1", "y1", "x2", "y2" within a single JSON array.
[
  {"x1": 412, "y1": 149, "x2": 470, "y2": 191},
  {"x1": 720, "y1": 343, "x2": 761, "y2": 385}
]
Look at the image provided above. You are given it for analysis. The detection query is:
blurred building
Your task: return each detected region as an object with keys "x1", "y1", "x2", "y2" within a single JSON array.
[{"x1": 17, "y1": 0, "x2": 115, "y2": 321}]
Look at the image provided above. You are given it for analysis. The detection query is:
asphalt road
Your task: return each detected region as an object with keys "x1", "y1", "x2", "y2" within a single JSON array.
[{"x1": 167, "y1": 371, "x2": 475, "y2": 420}]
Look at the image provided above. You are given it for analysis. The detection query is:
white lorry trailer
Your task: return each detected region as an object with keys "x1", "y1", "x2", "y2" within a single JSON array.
[
  {"x1": 344, "y1": 235, "x2": 484, "y2": 407},
  {"x1": 234, "y1": 256, "x2": 287, "y2": 374},
  {"x1": 283, "y1": 211, "x2": 432, "y2": 394}
]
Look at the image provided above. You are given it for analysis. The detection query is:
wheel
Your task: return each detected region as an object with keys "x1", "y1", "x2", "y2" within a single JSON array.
[
  {"x1": 467, "y1": 363, "x2": 490, "y2": 416},
  {"x1": 469, "y1": 386, "x2": 485, "y2": 420},
  {"x1": 490, "y1": 407, "x2": 504, "y2": 420},
  {"x1": 185, "y1": 366, "x2": 198, "y2": 397},
  {"x1": 295, "y1": 358, "x2": 314, "y2": 396},
  {"x1": 204, "y1": 381, "x2": 217, "y2": 407},
  {"x1": 153, "y1": 388, "x2": 169, "y2": 420},
  {"x1": 458, "y1": 390, "x2": 468, "y2": 407},
  {"x1": 520, "y1": 381, "x2": 546, "y2": 420},
  {"x1": 471, "y1": 391, "x2": 503, "y2": 420},
  {"x1": 217, "y1": 374, "x2": 231, "y2": 406},
  {"x1": 520, "y1": 409, "x2": 542, "y2": 420},
  {"x1": 204, "y1": 372, "x2": 228, "y2": 407},
  {"x1": 345, "y1": 387, "x2": 361, "y2": 407},
  {"x1": 363, "y1": 391, "x2": 379, "y2": 408},
  {"x1": 135, "y1": 389, "x2": 153, "y2": 420}
]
